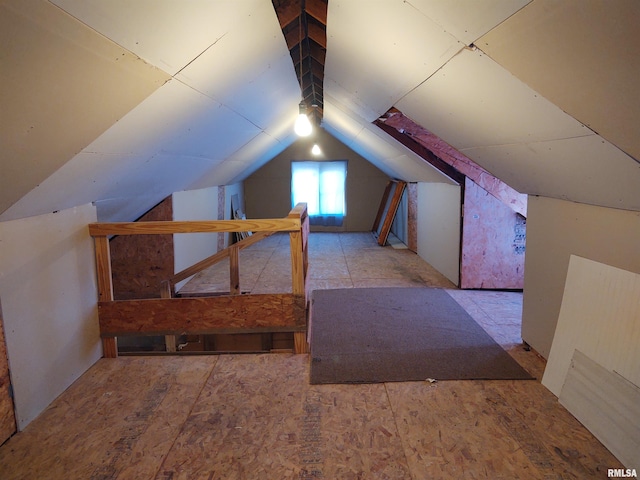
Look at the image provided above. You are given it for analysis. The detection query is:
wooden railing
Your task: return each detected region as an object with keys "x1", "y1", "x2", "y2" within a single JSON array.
[{"x1": 89, "y1": 203, "x2": 309, "y2": 357}]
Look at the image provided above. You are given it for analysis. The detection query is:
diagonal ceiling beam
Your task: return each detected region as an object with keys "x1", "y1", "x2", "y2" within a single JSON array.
[{"x1": 375, "y1": 108, "x2": 528, "y2": 217}]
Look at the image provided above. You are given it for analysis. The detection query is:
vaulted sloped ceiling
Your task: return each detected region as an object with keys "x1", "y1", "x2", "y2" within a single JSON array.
[
  {"x1": 1, "y1": 0, "x2": 304, "y2": 222},
  {"x1": 1, "y1": 0, "x2": 639, "y2": 223}
]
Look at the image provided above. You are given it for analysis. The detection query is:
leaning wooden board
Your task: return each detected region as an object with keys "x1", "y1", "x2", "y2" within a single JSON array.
[{"x1": 0, "y1": 298, "x2": 16, "y2": 444}]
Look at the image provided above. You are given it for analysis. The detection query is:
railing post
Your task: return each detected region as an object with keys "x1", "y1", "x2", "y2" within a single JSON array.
[
  {"x1": 93, "y1": 236, "x2": 117, "y2": 358},
  {"x1": 161, "y1": 280, "x2": 176, "y2": 352},
  {"x1": 229, "y1": 245, "x2": 240, "y2": 295},
  {"x1": 289, "y1": 203, "x2": 309, "y2": 354},
  {"x1": 289, "y1": 230, "x2": 305, "y2": 297}
]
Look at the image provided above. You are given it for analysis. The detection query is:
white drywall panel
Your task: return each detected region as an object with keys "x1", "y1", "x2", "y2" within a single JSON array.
[
  {"x1": 323, "y1": 96, "x2": 455, "y2": 184},
  {"x1": 0, "y1": 0, "x2": 169, "y2": 215},
  {"x1": 461, "y1": 134, "x2": 640, "y2": 212},
  {"x1": 325, "y1": 0, "x2": 462, "y2": 121},
  {"x1": 224, "y1": 183, "x2": 244, "y2": 221},
  {"x1": 410, "y1": 0, "x2": 530, "y2": 46},
  {"x1": 353, "y1": 128, "x2": 455, "y2": 184},
  {"x1": 322, "y1": 113, "x2": 400, "y2": 180},
  {"x1": 159, "y1": 102, "x2": 260, "y2": 161},
  {"x1": 189, "y1": 132, "x2": 288, "y2": 189},
  {"x1": 175, "y1": 0, "x2": 299, "y2": 130},
  {"x1": 521, "y1": 196, "x2": 640, "y2": 359},
  {"x1": 479, "y1": 0, "x2": 640, "y2": 162},
  {"x1": 416, "y1": 182, "x2": 461, "y2": 285},
  {"x1": 396, "y1": 48, "x2": 591, "y2": 151},
  {"x1": 172, "y1": 187, "x2": 220, "y2": 292},
  {"x1": 79, "y1": 80, "x2": 214, "y2": 157},
  {"x1": 322, "y1": 98, "x2": 369, "y2": 152},
  {"x1": 194, "y1": 160, "x2": 255, "y2": 192},
  {"x1": 543, "y1": 256, "x2": 640, "y2": 396},
  {"x1": 1, "y1": 80, "x2": 262, "y2": 223},
  {"x1": 0, "y1": 204, "x2": 102, "y2": 429},
  {"x1": 51, "y1": 0, "x2": 261, "y2": 76},
  {"x1": 94, "y1": 195, "x2": 168, "y2": 224}
]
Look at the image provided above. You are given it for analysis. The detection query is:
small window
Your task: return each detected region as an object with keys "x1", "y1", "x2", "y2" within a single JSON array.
[{"x1": 291, "y1": 160, "x2": 347, "y2": 226}]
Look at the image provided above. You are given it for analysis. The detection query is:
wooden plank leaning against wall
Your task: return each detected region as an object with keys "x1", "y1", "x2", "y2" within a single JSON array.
[
  {"x1": 0, "y1": 297, "x2": 17, "y2": 445},
  {"x1": 89, "y1": 204, "x2": 310, "y2": 358}
]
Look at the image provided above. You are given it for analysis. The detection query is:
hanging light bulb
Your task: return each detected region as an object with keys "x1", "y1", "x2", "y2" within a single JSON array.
[
  {"x1": 311, "y1": 143, "x2": 321, "y2": 156},
  {"x1": 294, "y1": 101, "x2": 312, "y2": 137}
]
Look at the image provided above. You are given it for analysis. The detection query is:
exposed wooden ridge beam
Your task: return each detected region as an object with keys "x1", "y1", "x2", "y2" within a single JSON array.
[
  {"x1": 284, "y1": 23, "x2": 301, "y2": 50},
  {"x1": 273, "y1": 0, "x2": 300, "y2": 29},
  {"x1": 311, "y1": 59, "x2": 324, "y2": 77},
  {"x1": 305, "y1": 0, "x2": 328, "y2": 24},
  {"x1": 309, "y1": 41, "x2": 326, "y2": 63},
  {"x1": 272, "y1": 0, "x2": 327, "y2": 123},
  {"x1": 307, "y1": 19, "x2": 326, "y2": 48}
]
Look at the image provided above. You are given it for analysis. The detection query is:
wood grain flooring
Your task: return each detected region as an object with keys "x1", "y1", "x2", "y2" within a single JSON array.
[{"x1": 0, "y1": 233, "x2": 623, "y2": 479}]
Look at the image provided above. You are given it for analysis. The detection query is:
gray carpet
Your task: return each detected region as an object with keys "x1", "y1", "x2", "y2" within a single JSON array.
[{"x1": 309, "y1": 287, "x2": 533, "y2": 384}]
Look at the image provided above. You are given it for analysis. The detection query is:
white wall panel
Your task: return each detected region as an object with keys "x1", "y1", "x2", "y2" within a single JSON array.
[
  {"x1": 522, "y1": 197, "x2": 640, "y2": 359},
  {"x1": 0, "y1": 204, "x2": 102, "y2": 429},
  {"x1": 417, "y1": 182, "x2": 461, "y2": 285},
  {"x1": 159, "y1": 103, "x2": 260, "y2": 161},
  {"x1": 173, "y1": 187, "x2": 220, "y2": 291},
  {"x1": 83, "y1": 80, "x2": 211, "y2": 156},
  {"x1": 190, "y1": 132, "x2": 287, "y2": 189}
]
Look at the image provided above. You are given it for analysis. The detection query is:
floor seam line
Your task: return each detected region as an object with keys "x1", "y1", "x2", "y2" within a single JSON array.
[
  {"x1": 152, "y1": 356, "x2": 219, "y2": 478},
  {"x1": 384, "y1": 382, "x2": 417, "y2": 480}
]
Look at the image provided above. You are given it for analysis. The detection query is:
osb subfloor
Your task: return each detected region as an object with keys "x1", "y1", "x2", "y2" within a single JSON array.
[{"x1": 0, "y1": 233, "x2": 622, "y2": 479}]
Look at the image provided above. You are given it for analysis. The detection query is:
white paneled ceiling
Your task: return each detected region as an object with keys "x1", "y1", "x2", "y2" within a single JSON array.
[
  {"x1": 323, "y1": 97, "x2": 454, "y2": 184},
  {"x1": 0, "y1": 0, "x2": 169, "y2": 216},
  {"x1": 324, "y1": 0, "x2": 463, "y2": 122},
  {"x1": 189, "y1": 131, "x2": 293, "y2": 191},
  {"x1": 50, "y1": 0, "x2": 262, "y2": 75},
  {"x1": 2, "y1": 0, "x2": 640, "y2": 222},
  {"x1": 174, "y1": 2, "x2": 301, "y2": 132},
  {"x1": 479, "y1": 0, "x2": 640, "y2": 162},
  {"x1": 408, "y1": 0, "x2": 530, "y2": 46},
  {"x1": 463, "y1": 135, "x2": 640, "y2": 211},
  {"x1": 396, "y1": 48, "x2": 592, "y2": 149}
]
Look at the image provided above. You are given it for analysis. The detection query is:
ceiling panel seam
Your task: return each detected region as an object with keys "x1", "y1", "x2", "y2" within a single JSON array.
[
  {"x1": 393, "y1": 45, "x2": 465, "y2": 109},
  {"x1": 173, "y1": 33, "x2": 229, "y2": 77}
]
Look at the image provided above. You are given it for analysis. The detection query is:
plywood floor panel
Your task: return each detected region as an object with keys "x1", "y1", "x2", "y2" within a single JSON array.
[
  {"x1": 0, "y1": 356, "x2": 217, "y2": 480},
  {"x1": 158, "y1": 355, "x2": 411, "y2": 479},
  {"x1": 0, "y1": 233, "x2": 623, "y2": 478}
]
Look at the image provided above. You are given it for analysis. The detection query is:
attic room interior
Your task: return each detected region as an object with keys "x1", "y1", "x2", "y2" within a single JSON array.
[{"x1": 0, "y1": 0, "x2": 639, "y2": 477}]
